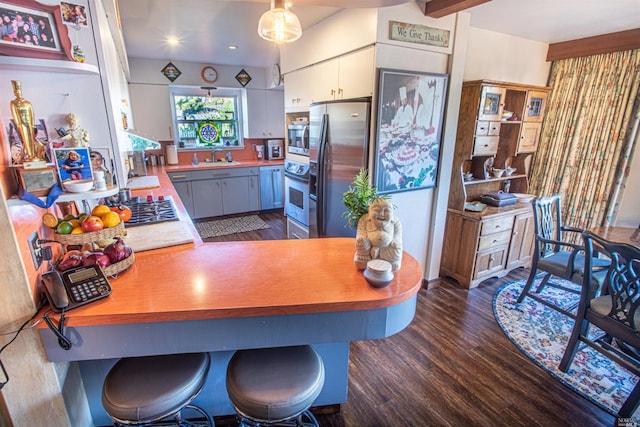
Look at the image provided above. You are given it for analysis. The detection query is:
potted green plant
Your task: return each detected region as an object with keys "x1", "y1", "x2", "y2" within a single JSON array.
[{"x1": 342, "y1": 169, "x2": 389, "y2": 229}]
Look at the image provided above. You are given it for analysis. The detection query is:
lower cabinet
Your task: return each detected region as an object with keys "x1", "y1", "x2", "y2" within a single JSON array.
[
  {"x1": 169, "y1": 167, "x2": 260, "y2": 219},
  {"x1": 167, "y1": 171, "x2": 195, "y2": 218},
  {"x1": 259, "y1": 166, "x2": 284, "y2": 210},
  {"x1": 440, "y1": 205, "x2": 534, "y2": 289}
]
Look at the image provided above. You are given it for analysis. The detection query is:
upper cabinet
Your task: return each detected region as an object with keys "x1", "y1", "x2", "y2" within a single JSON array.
[
  {"x1": 284, "y1": 46, "x2": 375, "y2": 111},
  {"x1": 448, "y1": 80, "x2": 551, "y2": 210},
  {"x1": 244, "y1": 89, "x2": 285, "y2": 139}
]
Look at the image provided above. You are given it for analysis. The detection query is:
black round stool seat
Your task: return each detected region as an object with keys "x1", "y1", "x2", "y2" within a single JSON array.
[
  {"x1": 102, "y1": 352, "x2": 211, "y2": 425},
  {"x1": 226, "y1": 345, "x2": 324, "y2": 424}
]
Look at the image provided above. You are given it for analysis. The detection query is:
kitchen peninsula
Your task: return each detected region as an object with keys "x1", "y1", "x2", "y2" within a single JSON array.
[{"x1": 36, "y1": 167, "x2": 423, "y2": 425}]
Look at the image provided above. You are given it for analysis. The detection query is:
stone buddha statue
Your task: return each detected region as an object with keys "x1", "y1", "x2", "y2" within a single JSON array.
[{"x1": 354, "y1": 198, "x2": 403, "y2": 272}]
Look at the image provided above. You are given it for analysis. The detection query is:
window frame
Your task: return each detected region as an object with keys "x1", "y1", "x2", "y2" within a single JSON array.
[{"x1": 169, "y1": 85, "x2": 245, "y2": 150}]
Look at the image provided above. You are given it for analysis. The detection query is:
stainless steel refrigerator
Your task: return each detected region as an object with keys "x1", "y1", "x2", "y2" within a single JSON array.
[{"x1": 309, "y1": 97, "x2": 371, "y2": 238}]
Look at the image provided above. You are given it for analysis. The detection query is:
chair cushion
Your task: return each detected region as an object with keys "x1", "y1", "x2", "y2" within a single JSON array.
[
  {"x1": 102, "y1": 352, "x2": 210, "y2": 423},
  {"x1": 540, "y1": 251, "x2": 610, "y2": 278},
  {"x1": 226, "y1": 346, "x2": 325, "y2": 422}
]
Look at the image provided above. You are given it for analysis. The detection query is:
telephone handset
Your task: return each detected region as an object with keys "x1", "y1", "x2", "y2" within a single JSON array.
[{"x1": 42, "y1": 265, "x2": 112, "y2": 312}]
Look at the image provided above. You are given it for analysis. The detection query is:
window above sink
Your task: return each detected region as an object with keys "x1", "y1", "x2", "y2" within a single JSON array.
[{"x1": 170, "y1": 86, "x2": 245, "y2": 150}]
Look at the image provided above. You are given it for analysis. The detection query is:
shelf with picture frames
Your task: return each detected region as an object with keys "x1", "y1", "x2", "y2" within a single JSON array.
[{"x1": 6, "y1": 185, "x2": 119, "y2": 207}]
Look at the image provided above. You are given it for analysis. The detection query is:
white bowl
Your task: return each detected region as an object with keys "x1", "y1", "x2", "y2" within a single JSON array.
[
  {"x1": 505, "y1": 167, "x2": 517, "y2": 176},
  {"x1": 63, "y1": 179, "x2": 94, "y2": 193},
  {"x1": 513, "y1": 193, "x2": 535, "y2": 203},
  {"x1": 492, "y1": 168, "x2": 505, "y2": 178}
]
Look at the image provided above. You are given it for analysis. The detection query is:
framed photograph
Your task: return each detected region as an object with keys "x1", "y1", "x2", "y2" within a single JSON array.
[
  {"x1": 60, "y1": 2, "x2": 87, "y2": 26},
  {"x1": 7, "y1": 118, "x2": 50, "y2": 164},
  {"x1": 235, "y1": 68, "x2": 252, "y2": 87},
  {"x1": 53, "y1": 147, "x2": 92, "y2": 182},
  {"x1": 16, "y1": 166, "x2": 57, "y2": 196},
  {"x1": 0, "y1": 0, "x2": 73, "y2": 61},
  {"x1": 89, "y1": 147, "x2": 114, "y2": 187},
  {"x1": 374, "y1": 68, "x2": 448, "y2": 194}
]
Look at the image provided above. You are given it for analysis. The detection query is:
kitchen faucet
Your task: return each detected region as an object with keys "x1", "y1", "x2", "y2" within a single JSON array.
[{"x1": 211, "y1": 146, "x2": 224, "y2": 162}]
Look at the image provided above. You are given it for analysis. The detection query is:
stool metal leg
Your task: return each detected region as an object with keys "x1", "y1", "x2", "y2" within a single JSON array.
[{"x1": 237, "y1": 409, "x2": 318, "y2": 427}]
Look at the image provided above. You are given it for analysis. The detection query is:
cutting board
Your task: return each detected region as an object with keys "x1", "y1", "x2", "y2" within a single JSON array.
[
  {"x1": 127, "y1": 175, "x2": 160, "y2": 190},
  {"x1": 124, "y1": 220, "x2": 194, "y2": 252}
]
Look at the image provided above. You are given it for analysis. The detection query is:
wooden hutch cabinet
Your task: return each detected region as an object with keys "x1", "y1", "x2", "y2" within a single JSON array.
[{"x1": 441, "y1": 80, "x2": 550, "y2": 288}]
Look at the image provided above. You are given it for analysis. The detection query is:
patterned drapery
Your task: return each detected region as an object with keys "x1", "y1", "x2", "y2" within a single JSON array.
[{"x1": 529, "y1": 49, "x2": 640, "y2": 230}]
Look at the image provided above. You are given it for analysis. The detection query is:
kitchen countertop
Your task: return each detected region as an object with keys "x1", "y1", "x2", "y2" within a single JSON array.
[{"x1": 41, "y1": 166, "x2": 422, "y2": 328}]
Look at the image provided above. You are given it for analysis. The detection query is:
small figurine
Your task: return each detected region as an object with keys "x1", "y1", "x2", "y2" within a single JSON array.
[
  {"x1": 61, "y1": 113, "x2": 90, "y2": 148},
  {"x1": 9, "y1": 80, "x2": 48, "y2": 163},
  {"x1": 354, "y1": 198, "x2": 403, "y2": 272}
]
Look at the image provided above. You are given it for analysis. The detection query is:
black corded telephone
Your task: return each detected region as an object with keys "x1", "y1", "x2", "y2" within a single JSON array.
[{"x1": 41, "y1": 265, "x2": 112, "y2": 312}]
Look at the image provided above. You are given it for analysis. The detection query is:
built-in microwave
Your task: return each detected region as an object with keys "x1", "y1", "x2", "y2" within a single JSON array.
[{"x1": 288, "y1": 121, "x2": 309, "y2": 156}]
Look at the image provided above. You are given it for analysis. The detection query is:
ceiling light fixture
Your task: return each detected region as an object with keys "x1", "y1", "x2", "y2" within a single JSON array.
[
  {"x1": 257, "y1": 0, "x2": 302, "y2": 44},
  {"x1": 201, "y1": 86, "x2": 217, "y2": 103}
]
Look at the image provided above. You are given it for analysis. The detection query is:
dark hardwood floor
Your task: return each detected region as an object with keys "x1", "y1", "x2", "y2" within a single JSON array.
[{"x1": 208, "y1": 211, "x2": 616, "y2": 426}]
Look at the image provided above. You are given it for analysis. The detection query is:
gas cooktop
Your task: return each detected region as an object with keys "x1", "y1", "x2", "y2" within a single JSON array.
[{"x1": 124, "y1": 196, "x2": 179, "y2": 227}]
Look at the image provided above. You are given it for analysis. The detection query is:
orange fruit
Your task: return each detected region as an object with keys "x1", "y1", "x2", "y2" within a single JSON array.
[
  {"x1": 71, "y1": 227, "x2": 84, "y2": 234},
  {"x1": 42, "y1": 213, "x2": 59, "y2": 229},
  {"x1": 68, "y1": 219, "x2": 81, "y2": 228},
  {"x1": 91, "y1": 205, "x2": 111, "y2": 218},
  {"x1": 56, "y1": 221, "x2": 74, "y2": 235},
  {"x1": 101, "y1": 211, "x2": 121, "y2": 228}
]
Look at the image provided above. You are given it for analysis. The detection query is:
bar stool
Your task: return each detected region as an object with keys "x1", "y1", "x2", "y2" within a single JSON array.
[
  {"x1": 226, "y1": 345, "x2": 325, "y2": 427},
  {"x1": 102, "y1": 352, "x2": 214, "y2": 426}
]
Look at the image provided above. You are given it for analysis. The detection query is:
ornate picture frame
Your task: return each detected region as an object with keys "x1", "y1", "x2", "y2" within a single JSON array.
[
  {"x1": 0, "y1": 0, "x2": 73, "y2": 61},
  {"x1": 374, "y1": 68, "x2": 448, "y2": 194}
]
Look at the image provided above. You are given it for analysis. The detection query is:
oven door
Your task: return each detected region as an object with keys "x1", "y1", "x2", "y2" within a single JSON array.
[{"x1": 284, "y1": 174, "x2": 309, "y2": 226}]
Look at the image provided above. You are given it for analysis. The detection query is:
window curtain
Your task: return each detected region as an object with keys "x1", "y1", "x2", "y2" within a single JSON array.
[{"x1": 529, "y1": 49, "x2": 640, "y2": 230}]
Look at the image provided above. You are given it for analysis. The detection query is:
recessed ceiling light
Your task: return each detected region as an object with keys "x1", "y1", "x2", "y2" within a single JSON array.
[
  {"x1": 228, "y1": 45, "x2": 238, "y2": 50},
  {"x1": 166, "y1": 36, "x2": 179, "y2": 46}
]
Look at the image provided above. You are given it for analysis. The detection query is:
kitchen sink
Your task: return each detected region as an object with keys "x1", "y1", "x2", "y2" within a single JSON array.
[{"x1": 192, "y1": 161, "x2": 242, "y2": 167}]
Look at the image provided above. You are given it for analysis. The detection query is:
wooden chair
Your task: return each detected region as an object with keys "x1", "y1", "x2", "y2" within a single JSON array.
[
  {"x1": 516, "y1": 195, "x2": 608, "y2": 318},
  {"x1": 559, "y1": 231, "x2": 640, "y2": 417}
]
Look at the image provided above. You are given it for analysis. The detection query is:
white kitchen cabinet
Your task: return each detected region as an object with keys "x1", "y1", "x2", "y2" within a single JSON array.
[
  {"x1": 245, "y1": 89, "x2": 285, "y2": 139},
  {"x1": 260, "y1": 166, "x2": 284, "y2": 210},
  {"x1": 184, "y1": 167, "x2": 260, "y2": 219},
  {"x1": 284, "y1": 46, "x2": 375, "y2": 111},
  {"x1": 192, "y1": 179, "x2": 224, "y2": 218},
  {"x1": 167, "y1": 171, "x2": 195, "y2": 218}
]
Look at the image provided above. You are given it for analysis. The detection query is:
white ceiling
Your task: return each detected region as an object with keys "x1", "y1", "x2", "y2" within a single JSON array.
[{"x1": 116, "y1": 0, "x2": 640, "y2": 68}]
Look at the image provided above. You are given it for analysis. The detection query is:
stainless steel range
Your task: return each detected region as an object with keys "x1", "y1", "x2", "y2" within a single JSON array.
[{"x1": 123, "y1": 196, "x2": 179, "y2": 227}]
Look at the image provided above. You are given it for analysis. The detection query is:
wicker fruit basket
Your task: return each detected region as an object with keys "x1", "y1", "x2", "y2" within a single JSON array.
[
  {"x1": 102, "y1": 252, "x2": 135, "y2": 277},
  {"x1": 53, "y1": 222, "x2": 125, "y2": 245}
]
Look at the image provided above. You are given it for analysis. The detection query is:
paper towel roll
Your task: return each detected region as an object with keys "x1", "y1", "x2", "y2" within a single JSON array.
[{"x1": 166, "y1": 145, "x2": 178, "y2": 165}]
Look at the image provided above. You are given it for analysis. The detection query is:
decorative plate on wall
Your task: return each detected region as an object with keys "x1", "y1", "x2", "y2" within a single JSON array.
[
  {"x1": 161, "y1": 62, "x2": 181, "y2": 82},
  {"x1": 235, "y1": 69, "x2": 252, "y2": 87}
]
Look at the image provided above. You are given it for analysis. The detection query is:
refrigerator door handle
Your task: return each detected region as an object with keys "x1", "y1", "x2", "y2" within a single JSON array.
[{"x1": 316, "y1": 114, "x2": 329, "y2": 236}]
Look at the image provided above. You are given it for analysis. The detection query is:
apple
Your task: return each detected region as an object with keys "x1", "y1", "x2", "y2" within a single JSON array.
[{"x1": 81, "y1": 215, "x2": 104, "y2": 232}]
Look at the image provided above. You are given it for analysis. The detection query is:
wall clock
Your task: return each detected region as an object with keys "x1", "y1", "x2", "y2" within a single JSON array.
[
  {"x1": 201, "y1": 66, "x2": 218, "y2": 83},
  {"x1": 271, "y1": 64, "x2": 281, "y2": 87}
]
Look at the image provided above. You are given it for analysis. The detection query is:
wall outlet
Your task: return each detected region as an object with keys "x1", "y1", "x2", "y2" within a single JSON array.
[{"x1": 28, "y1": 231, "x2": 42, "y2": 270}]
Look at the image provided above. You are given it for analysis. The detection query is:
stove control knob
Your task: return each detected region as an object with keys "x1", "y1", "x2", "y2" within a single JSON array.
[{"x1": 158, "y1": 195, "x2": 165, "y2": 201}]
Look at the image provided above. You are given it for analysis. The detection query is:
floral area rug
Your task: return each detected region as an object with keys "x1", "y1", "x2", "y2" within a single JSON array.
[
  {"x1": 493, "y1": 278, "x2": 639, "y2": 418},
  {"x1": 195, "y1": 215, "x2": 270, "y2": 239}
]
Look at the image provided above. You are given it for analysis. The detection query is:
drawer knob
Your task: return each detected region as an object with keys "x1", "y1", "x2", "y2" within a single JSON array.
[{"x1": 489, "y1": 256, "x2": 495, "y2": 262}]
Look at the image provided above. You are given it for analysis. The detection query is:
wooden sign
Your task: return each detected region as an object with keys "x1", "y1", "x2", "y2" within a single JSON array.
[{"x1": 389, "y1": 21, "x2": 450, "y2": 48}]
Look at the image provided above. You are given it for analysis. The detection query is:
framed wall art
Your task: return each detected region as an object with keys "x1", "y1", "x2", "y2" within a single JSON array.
[
  {"x1": 0, "y1": 0, "x2": 73, "y2": 61},
  {"x1": 374, "y1": 68, "x2": 448, "y2": 194}
]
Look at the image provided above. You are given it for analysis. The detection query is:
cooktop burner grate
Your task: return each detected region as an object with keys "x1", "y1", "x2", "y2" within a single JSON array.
[{"x1": 124, "y1": 196, "x2": 179, "y2": 227}]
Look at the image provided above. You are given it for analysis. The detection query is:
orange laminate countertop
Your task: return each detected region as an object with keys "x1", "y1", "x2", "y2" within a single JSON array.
[
  {"x1": 53, "y1": 167, "x2": 423, "y2": 328},
  {"x1": 164, "y1": 158, "x2": 284, "y2": 172}
]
